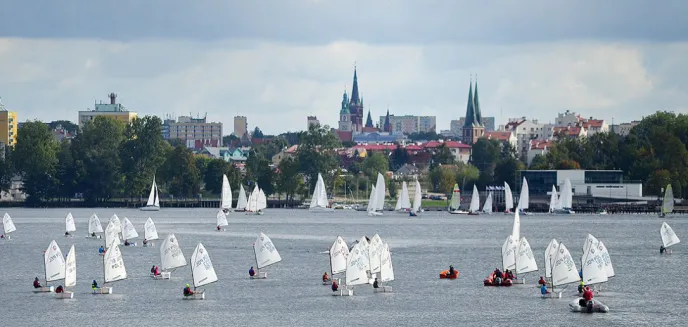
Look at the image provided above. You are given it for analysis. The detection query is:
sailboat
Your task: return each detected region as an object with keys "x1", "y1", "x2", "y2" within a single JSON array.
[
  {"x1": 581, "y1": 235, "x2": 614, "y2": 294},
  {"x1": 216, "y1": 211, "x2": 228, "y2": 231},
  {"x1": 246, "y1": 185, "x2": 267, "y2": 215},
  {"x1": 573, "y1": 242, "x2": 610, "y2": 313},
  {"x1": 374, "y1": 243, "x2": 394, "y2": 293},
  {"x1": 87, "y1": 213, "x2": 103, "y2": 239},
  {"x1": 104, "y1": 220, "x2": 121, "y2": 251},
  {"x1": 544, "y1": 238, "x2": 559, "y2": 286},
  {"x1": 468, "y1": 185, "x2": 480, "y2": 215},
  {"x1": 660, "y1": 222, "x2": 680, "y2": 254},
  {"x1": 121, "y1": 217, "x2": 139, "y2": 246},
  {"x1": 336, "y1": 242, "x2": 367, "y2": 296},
  {"x1": 221, "y1": 174, "x2": 233, "y2": 213},
  {"x1": 449, "y1": 184, "x2": 467, "y2": 214},
  {"x1": 310, "y1": 173, "x2": 334, "y2": 212},
  {"x1": 140, "y1": 176, "x2": 161, "y2": 211},
  {"x1": 518, "y1": 177, "x2": 531, "y2": 215},
  {"x1": 504, "y1": 182, "x2": 514, "y2": 214},
  {"x1": 549, "y1": 186, "x2": 559, "y2": 213},
  {"x1": 143, "y1": 217, "x2": 159, "y2": 247},
  {"x1": 65, "y1": 213, "x2": 76, "y2": 237},
  {"x1": 410, "y1": 180, "x2": 423, "y2": 216},
  {"x1": 156, "y1": 233, "x2": 186, "y2": 280},
  {"x1": 327, "y1": 236, "x2": 349, "y2": 285},
  {"x1": 93, "y1": 242, "x2": 127, "y2": 294},
  {"x1": 185, "y1": 243, "x2": 218, "y2": 300},
  {"x1": 482, "y1": 192, "x2": 493, "y2": 214},
  {"x1": 56, "y1": 244, "x2": 76, "y2": 299},
  {"x1": 544, "y1": 242, "x2": 580, "y2": 299},
  {"x1": 553, "y1": 179, "x2": 574, "y2": 214},
  {"x1": 367, "y1": 185, "x2": 382, "y2": 216},
  {"x1": 394, "y1": 181, "x2": 412, "y2": 213},
  {"x1": 500, "y1": 235, "x2": 517, "y2": 285},
  {"x1": 368, "y1": 234, "x2": 384, "y2": 281},
  {"x1": 660, "y1": 184, "x2": 674, "y2": 218},
  {"x1": 235, "y1": 184, "x2": 248, "y2": 212},
  {"x1": 109, "y1": 214, "x2": 122, "y2": 243},
  {"x1": 34, "y1": 240, "x2": 64, "y2": 293},
  {"x1": 251, "y1": 232, "x2": 282, "y2": 279},
  {"x1": 3, "y1": 212, "x2": 16, "y2": 240},
  {"x1": 514, "y1": 236, "x2": 538, "y2": 284},
  {"x1": 374, "y1": 173, "x2": 386, "y2": 214}
]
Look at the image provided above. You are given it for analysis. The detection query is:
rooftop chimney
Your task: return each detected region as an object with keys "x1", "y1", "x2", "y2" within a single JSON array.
[{"x1": 108, "y1": 93, "x2": 117, "y2": 104}]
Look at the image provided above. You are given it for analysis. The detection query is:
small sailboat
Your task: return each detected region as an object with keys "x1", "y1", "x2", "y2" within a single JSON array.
[
  {"x1": 235, "y1": 184, "x2": 248, "y2": 212},
  {"x1": 94, "y1": 242, "x2": 126, "y2": 294},
  {"x1": 367, "y1": 185, "x2": 382, "y2": 216},
  {"x1": 156, "y1": 233, "x2": 186, "y2": 280},
  {"x1": 518, "y1": 177, "x2": 531, "y2": 215},
  {"x1": 660, "y1": 184, "x2": 674, "y2": 218},
  {"x1": 374, "y1": 243, "x2": 394, "y2": 293},
  {"x1": 109, "y1": 214, "x2": 122, "y2": 242},
  {"x1": 3, "y1": 212, "x2": 16, "y2": 240},
  {"x1": 514, "y1": 237, "x2": 538, "y2": 284},
  {"x1": 143, "y1": 218, "x2": 159, "y2": 247},
  {"x1": 216, "y1": 211, "x2": 228, "y2": 231},
  {"x1": 357, "y1": 236, "x2": 372, "y2": 281},
  {"x1": 56, "y1": 244, "x2": 76, "y2": 299},
  {"x1": 548, "y1": 186, "x2": 559, "y2": 213},
  {"x1": 504, "y1": 182, "x2": 514, "y2": 214},
  {"x1": 544, "y1": 238, "x2": 559, "y2": 286},
  {"x1": 544, "y1": 242, "x2": 580, "y2": 299},
  {"x1": 185, "y1": 243, "x2": 217, "y2": 300},
  {"x1": 553, "y1": 179, "x2": 574, "y2": 214},
  {"x1": 310, "y1": 173, "x2": 334, "y2": 212},
  {"x1": 468, "y1": 185, "x2": 480, "y2": 215},
  {"x1": 368, "y1": 234, "x2": 384, "y2": 281},
  {"x1": 87, "y1": 214, "x2": 103, "y2": 239},
  {"x1": 394, "y1": 182, "x2": 412, "y2": 213},
  {"x1": 327, "y1": 236, "x2": 349, "y2": 285},
  {"x1": 104, "y1": 220, "x2": 121, "y2": 251},
  {"x1": 140, "y1": 176, "x2": 161, "y2": 211},
  {"x1": 336, "y1": 242, "x2": 366, "y2": 296},
  {"x1": 374, "y1": 173, "x2": 386, "y2": 214},
  {"x1": 246, "y1": 185, "x2": 267, "y2": 215},
  {"x1": 660, "y1": 222, "x2": 680, "y2": 254},
  {"x1": 221, "y1": 174, "x2": 233, "y2": 213},
  {"x1": 121, "y1": 217, "x2": 139, "y2": 246},
  {"x1": 581, "y1": 235, "x2": 614, "y2": 294},
  {"x1": 572, "y1": 242, "x2": 610, "y2": 313},
  {"x1": 64, "y1": 213, "x2": 76, "y2": 237},
  {"x1": 35, "y1": 240, "x2": 65, "y2": 293},
  {"x1": 481, "y1": 192, "x2": 493, "y2": 214},
  {"x1": 410, "y1": 180, "x2": 423, "y2": 216},
  {"x1": 448, "y1": 184, "x2": 467, "y2": 214},
  {"x1": 251, "y1": 232, "x2": 282, "y2": 279}
]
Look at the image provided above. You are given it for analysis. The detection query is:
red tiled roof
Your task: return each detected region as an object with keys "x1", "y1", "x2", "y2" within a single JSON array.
[
  {"x1": 553, "y1": 126, "x2": 583, "y2": 136},
  {"x1": 352, "y1": 144, "x2": 397, "y2": 152},
  {"x1": 405, "y1": 144, "x2": 423, "y2": 151},
  {"x1": 285, "y1": 145, "x2": 298, "y2": 153},
  {"x1": 529, "y1": 140, "x2": 553, "y2": 150},
  {"x1": 484, "y1": 131, "x2": 513, "y2": 141},
  {"x1": 582, "y1": 119, "x2": 604, "y2": 128},
  {"x1": 423, "y1": 140, "x2": 471, "y2": 149},
  {"x1": 336, "y1": 130, "x2": 353, "y2": 142},
  {"x1": 504, "y1": 119, "x2": 525, "y2": 130}
]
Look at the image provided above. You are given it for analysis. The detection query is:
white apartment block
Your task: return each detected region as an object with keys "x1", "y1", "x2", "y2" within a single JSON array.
[
  {"x1": 502, "y1": 117, "x2": 546, "y2": 157},
  {"x1": 378, "y1": 115, "x2": 436, "y2": 134},
  {"x1": 611, "y1": 121, "x2": 640, "y2": 136}
]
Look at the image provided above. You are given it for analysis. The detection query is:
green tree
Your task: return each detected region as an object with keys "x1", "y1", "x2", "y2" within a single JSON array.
[
  {"x1": 390, "y1": 145, "x2": 409, "y2": 170},
  {"x1": 529, "y1": 154, "x2": 548, "y2": 170},
  {"x1": 276, "y1": 157, "x2": 301, "y2": 204},
  {"x1": 223, "y1": 134, "x2": 240, "y2": 146},
  {"x1": 387, "y1": 178, "x2": 398, "y2": 199},
  {"x1": 119, "y1": 116, "x2": 168, "y2": 198},
  {"x1": 429, "y1": 165, "x2": 457, "y2": 194},
  {"x1": 470, "y1": 138, "x2": 501, "y2": 187},
  {"x1": 252, "y1": 127, "x2": 264, "y2": 138},
  {"x1": 494, "y1": 157, "x2": 525, "y2": 186},
  {"x1": 430, "y1": 143, "x2": 455, "y2": 168},
  {"x1": 647, "y1": 169, "x2": 672, "y2": 196},
  {"x1": 13, "y1": 121, "x2": 60, "y2": 203},
  {"x1": 0, "y1": 146, "x2": 14, "y2": 194},
  {"x1": 362, "y1": 152, "x2": 389, "y2": 182},
  {"x1": 296, "y1": 124, "x2": 342, "y2": 191},
  {"x1": 160, "y1": 145, "x2": 201, "y2": 198},
  {"x1": 203, "y1": 159, "x2": 233, "y2": 194},
  {"x1": 55, "y1": 140, "x2": 77, "y2": 200}
]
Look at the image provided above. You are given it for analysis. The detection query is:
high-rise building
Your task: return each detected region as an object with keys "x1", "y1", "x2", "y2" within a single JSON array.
[
  {"x1": 233, "y1": 116, "x2": 247, "y2": 138},
  {"x1": 0, "y1": 98, "x2": 17, "y2": 146},
  {"x1": 307, "y1": 116, "x2": 320, "y2": 128},
  {"x1": 78, "y1": 93, "x2": 137, "y2": 127},
  {"x1": 461, "y1": 80, "x2": 484, "y2": 144},
  {"x1": 164, "y1": 115, "x2": 222, "y2": 148},
  {"x1": 377, "y1": 114, "x2": 437, "y2": 134}
]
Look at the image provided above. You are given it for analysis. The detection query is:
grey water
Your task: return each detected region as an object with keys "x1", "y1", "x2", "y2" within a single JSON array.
[{"x1": 1, "y1": 209, "x2": 686, "y2": 326}]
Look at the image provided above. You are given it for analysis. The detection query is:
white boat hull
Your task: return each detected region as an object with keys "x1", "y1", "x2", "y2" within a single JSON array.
[
  {"x1": 449, "y1": 210, "x2": 468, "y2": 214},
  {"x1": 367, "y1": 211, "x2": 383, "y2": 216},
  {"x1": 332, "y1": 288, "x2": 353, "y2": 296},
  {"x1": 183, "y1": 291, "x2": 205, "y2": 300},
  {"x1": 55, "y1": 291, "x2": 74, "y2": 299},
  {"x1": 374, "y1": 286, "x2": 393, "y2": 293},
  {"x1": 309, "y1": 207, "x2": 335, "y2": 212},
  {"x1": 85, "y1": 235, "x2": 102, "y2": 239},
  {"x1": 143, "y1": 242, "x2": 155, "y2": 247},
  {"x1": 32, "y1": 286, "x2": 54, "y2": 293},
  {"x1": 92, "y1": 287, "x2": 113, "y2": 294},
  {"x1": 140, "y1": 206, "x2": 160, "y2": 212},
  {"x1": 569, "y1": 299, "x2": 609, "y2": 313},
  {"x1": 541, "y1": 291, "x2": 563, "y2": 299},
  {"x1": 151, "y1": 272, "x2": 171, "y2": 280},
  {"x1": 250, "y1": 272, "x2": 268, "y2": 279},
  {"x1": 123, "y1": 242, "x2": 137, "y2": 247}
]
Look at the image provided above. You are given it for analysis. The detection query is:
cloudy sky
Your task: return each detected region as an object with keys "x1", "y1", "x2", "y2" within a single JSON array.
[{"x1": 1, "y1": 0, "x2": 686, "y2": 134}]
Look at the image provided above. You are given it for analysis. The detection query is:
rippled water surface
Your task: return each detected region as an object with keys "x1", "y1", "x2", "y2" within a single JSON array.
[{"x1": 1, "y1": 208, "x2": 687, "y2": 326}]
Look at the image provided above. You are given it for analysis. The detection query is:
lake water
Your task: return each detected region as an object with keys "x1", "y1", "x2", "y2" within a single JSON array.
[{"x1": 0, "y1": 208, "x2": 686, "y2": 326}]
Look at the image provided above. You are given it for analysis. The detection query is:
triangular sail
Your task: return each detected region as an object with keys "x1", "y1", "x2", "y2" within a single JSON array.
[
  {"x1": 153, "y1": 181, "x2": 160, "y2": 207},
  {"x1": 89, "y1": 214, "x2": 103, "y2": 234},
  {"x1": 216, "y1": 211, "x2": 228, "y2": 227},
  {"x1": 482, "y1": 192, "x2": 493, "y2": 213},
  {"x1": 160, "y1": 233, "x2": 187, "y2": 271},
  {"x1": 257, "y1": 189, "x2": 267, "y2": 211},
  {"x1": 512, "y1": 209, "x2": 520, "y2": 242},
  {"x1": 551, "y1": 243, "x2": 580, "y2": 287},
  {"x1": 501, "y1": 235, "x2": 517, "y2": 271},
  {"x1": 3, "y1": 213, "x2": 16, "y2": 234},
  {"x1": 374, "y1": 173, "x2": 386, "y2": 211},
  {"x1": 549, "y1": 186, "x2": 559, "y2": 212},
  {"x1": 221, "y1": 174, "x2": 232, "y2": 210},
  {"x1": 581, "y1": 243, "x2": 608, "y2": 286},
  {"x1": 581, "y1": 234, "x2": 599, "y2": 264},
  {"x1": 412, "y1": 180, "x2": 422, "y2": 213},
  {"x1": 144, "y1": 218, "x2": 159, "y2": 240},
  {"x1": 380, "y1": 243, "x2": 394, "y2": 283},
  {"x1": 545, "y1": 239, "x2": 559, "y2": 278},
  {"x1": 65, "y1": 245, "x2": 76, "y2": 288},
  {"x1": 329, "y1": 236, "x2": 349, "y2": 275},
  {"x1": 596, "y1": 240, "x2": 615, "y2": 278},
  {"x1": 345, "y1": 243, "x2": 368, "y2": 286},
  {"x1": 236, "y1": 184, "x2": 248, "y2": 210},
  {"x1": 560, "y1": 179, "x2": 573, "y2": 209},
  {"x1": 661, "y1": 222, "x2": 680, "y2": 248},
  {"x1": 146, "y1": 177, "x2": 158, "y2": 207},
  {"x1": 395, "y1": 182, "x2": 411, "y2": 210},
  {"x1": 504, "y1": 182, "x2": 514, "y2": 212},
  {"x1": 65, "y1": 213, "x2": 76, "y2": 233},
  {"x1": 44, "y1": 240, "x2": 66, "y2": 282},
  {"x1": 516, "y1": 237, "x2": 538, "y2": 274},
  {"x1": 121, "y1": 217, "x2": 139, "y2": 240},
  {"x1": 366, "y1": 185, "x2": 377, "y2": 213},
  {"x1": 109, "y1": 214, "x2": 122, "y2": 234},
  {"x1": 247, "y1": 185, "x2": 260, "y2": 212},
  {"x1": 663, "y1": 184, "x2": 675, "y2": 214},
  {"x1": 103, "y1": 244, "x2": 127, "y2": 283},
  {"x1": 254, "y1": 232, "x2": 282, "y2": 269},
  {"x1": 469, "y1": 185, "x2": 480, "y2": 213},
  {"x1": 368, "y1": 234, "x2": 384, "y2": 274},
  {"x1": 310, "y1": 173, "x2": 329, "y2": 209},
  {"x1": 518, "y1": 177, "x2": 530, "y2": 210},
  {"x1": 357, "y1": 236, "x2": 371, "y2": 272},
  {"x1": 449, "y1": 184, "x2": 461, "y2": 210},
  {"x1": 104, "y1": 220, "x2": 120, "y2": 248},
  {"x1": 190, "y1": 243, "x2": 218, "y2": 288}
]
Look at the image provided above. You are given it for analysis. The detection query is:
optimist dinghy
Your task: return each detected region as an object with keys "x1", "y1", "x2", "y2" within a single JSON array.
[
  {"x1": 93, "y1": 241, "x2": 127, "y2": 294},
  {"x1": 334, "y1": 242, "x2": 367, "y2": 296},
  {"x1": 154, "y1": 233, "x2": 186, "y2": 280},
  {"x1": 143, "y1": 218, "x2": 159, "y2": 247},
  {"x1": 251, "y1": 232, "x2": 281, "y2": 279},
  {"x1": 373, "y1": 243, "x2": 394, "y2": 293},
  {"x1": 56, "y1": 245, "x2": 76, "y2": 299},
  {"x1": 184, "y1": 243, "x2": 217, "y2": 300},
  {"x1": 326, "y1": 236, "x2": 349, "y2": 285},
  {"x1": 64, "y1": 213, "x2": 76, "y2": 237},
  {"x1": 35, "y1": 240, "x2": 65, "y2": 293},
  {"x1": 86, "y1": 214, "x2": 103, "y2": 239}
]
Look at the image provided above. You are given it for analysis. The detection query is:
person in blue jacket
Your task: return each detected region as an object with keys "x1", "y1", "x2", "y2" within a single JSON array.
[
  {"x1": 540, "y1": 283, "x2": 550, "y2": 295},
  {"x1": 249, "y1": 266, "x2": 255, "y2": 277}
]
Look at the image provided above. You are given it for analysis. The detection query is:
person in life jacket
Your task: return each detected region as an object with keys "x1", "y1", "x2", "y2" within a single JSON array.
[
  {"x1": 64, "y1": 231, "x2": 70, "y2": 236},
  {"x1": 154, "y1": 266, "x2": 160, "y2": 276},
  {"x1": 660, "y1": 245, "x2": 666, "y2": 254},
  {"x1": 99, "y1": 246, "x2": 105, "y2": 254},
  {"x1": 150, "y1": 266, "x2": 156, "y2": 274},
  {"x1": 322, "y1": 272, "x2": 329, "y2": 282},
  {"x1": 540, "y1": 283, "x2": 549, "y2": 295},
  {"x1": 583, "y1": 286, "x2": 594, "y2": 302},
  {"x1": 91, "y1": 232, "x2": 96, "y2": 237},
  {"x1": 33, "y1": 277, "x2": 42, "y2": 288},
  {"x1": 538, "y1": 276, "x2": 547, "y2": 286},
  {"x1": 448, "y1": 265, "x2": 456, "y2": 277},
  {"x1": 92, "y1": 280, "x2": 99, "y2": 290},
  {"x1": 217, "y1": 225, "x2": 222, "y2": 231},
  {"x1": 331, "y1": 280, "x2": 339, "y2": 292},
  {"x1": 373, "y1": 278, "x2": 379, "y2": 289},
  {"x1": 578, "y1": 281, "x2": 585, "y2": 293},
  {"x1": 143, "y1": 239, "x2": 148, "y2": 245},
  {"x1": 183, "y1": 284, "x2": 194, "y2": 296},
  {"x1": 124, "y1": 239, "x2": 130, "y2": 246},
  {"x1": 55, "y1": 285, "x2": 64, "y2": 293},
  {"x1": 249, "y1": 266, "x2": 255, "y2": 277}
]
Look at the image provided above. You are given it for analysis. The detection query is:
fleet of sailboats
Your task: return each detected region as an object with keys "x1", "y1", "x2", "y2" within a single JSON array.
[
  {"x1": 246, "y1": 185, "x2": 267, "y2": 215},
  {"x1": 141, "y1": 176, "x2": 160, "y2": 211}
]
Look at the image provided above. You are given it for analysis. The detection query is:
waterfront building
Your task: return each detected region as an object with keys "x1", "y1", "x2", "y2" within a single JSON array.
[
  {"x1": 0, "y1": 98, "x2": 18, "y2": 146},
  {"x1": 164, "y1": 115, "x2": 222, "y2": 148},
  {"x1": 517, "y1": 169, "x2": 643, "y2": 199},
  {"x1": 78, "y1": 93, "x2": 137, "y2": 127}
]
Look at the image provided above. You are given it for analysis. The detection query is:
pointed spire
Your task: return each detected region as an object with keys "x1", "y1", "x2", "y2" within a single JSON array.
[
  {"x1": 473, "y1": 76, "x2": 483, "y2": 126},
  {"x1": 383, "y1": 107, "x2": 391, "y2": 133},
  {"x1": 463, "y1": 78, "x2": 476, "y2": 128},
  {"x1": 365, "y1": 109, "x2": 373, "y2": 128},
  {"x1": 349, "y1": 65, "x2": 360, "y2": 105}
]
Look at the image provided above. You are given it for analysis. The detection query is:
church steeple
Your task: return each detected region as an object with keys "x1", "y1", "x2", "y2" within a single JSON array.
[
  {"x1": 383, "y1": 107, "x2": 391, "y2": 133},
  {"x1": 340, "y1": 87, "x2": 349, "y2": 114},
  {"x1": 350, "y1": 66, "x2": 360, "y2": 105},
  {"x1": 365, "y1": 109, "x2": 373, "y2": 128},
  {"x1": 463, "y1": 80, "x2": 476, "y2": 128},
  {"x1": 461, "y1": 77, "x2": 485, "y2": 144},
  {"x1": 473, "y1": 79, "x2": 482, "y2": 124}
]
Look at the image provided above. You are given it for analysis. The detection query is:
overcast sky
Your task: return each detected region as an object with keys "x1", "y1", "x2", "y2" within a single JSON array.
[{"x1": 1, "y1": 0, "x2": 686, "y2": 134}]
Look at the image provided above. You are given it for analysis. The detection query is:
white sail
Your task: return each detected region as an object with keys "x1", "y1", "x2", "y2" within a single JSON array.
[
  {"x1": 221, "y1": 174, "x2": 232, "y2": 210},
  {"x1": 146, "y1": 177, "x2": 160, "y2": 207},
  {"x1": 3, "y1": 213, "x2": 16, "y2": 234},
  {"x1": 560, "y1": 178, "x2": 573, "y2": 209},
  {"x1": 661, "y1": 222, "x2": 680, "y2": 248},
  {"x1": 358, "y1": 236, "x2": 371, "y2": 272},
  {"x1": 581, "y1": 244, "x2": 608, "y2": 285},
  {"x1": 504, "y1": 182, "x2": 514, "y2": 212},
  {"x1": 257, "y1": 189, "x2": 267, "y2": 211},
  {"x1": 121, "y1": 217, "x2": 139, "y2": 240},
  {"x1": 88, "y1": 214, "x2": 103, "y2": 234},
  {"x1": 482, "y1": 192, "x2": 493, "y2": 213},
  {"x1": 469, "y1": 185, "x2": 480, "y2": 213},
  {"x1": 191, "y1": 243, "x2": 218, "y2": 288},
  {"x1": 247, "y1": 185, "x2": 260, "y2": 212},
  {"x1": 65, "y1": 245, "x2": 76, "y2": 288},
  {"x1": 160, "y1": 233, "x2": 187, "y2": 271},
  {"x1": 549, "y1": 186, "x2": 559, "y2": 212},
  {"x1": 551, "y1": 243, "x2": 580, "y2": 287},
  {"x1": 254, "y1": 232, "x2": 282, "y2": 269},
  {"x1": 109, "y1": 214, "x2": 122, "y2": 233},
  {"x1": 663, "y1": 184, "x2": 675, "y2": 214},
  {"x1": 236, "y1": 184, "x2": 248, "y2": 210},
  {"x1": 103, "y1": 244, "x2": 127, "y2": 283},
  {"x1": 501, "y1": 235, "x2": 517, "y2": 271},
  {"x1": 65, "y1": 213, "x2": 76, "y2": 233},
  {"x1": 581, "y1": 234, "x2": 599, "y2": 264},
  {"x1": 310, "y1": 173, "x2": 330, "y2": 209},
  {"x1": 545, "y1": 238, "x2": 559, "y2": 278},
  {"x1": 374, "y1": 173, "x2": 386, "y2": 211},
  {"x1": 395, "y1": 182, "x2": 411, "y2": 210},
  {"x1": 144, "y1": 218, "x2": 159, "y2": 240},
  {"x1": 345, "y1": 243, "x2": 368, "y2": 286},
  {"x1": 330, "y1": 236, "x2": 349, "y2": 275},
  {"x1": 104, "y1": 220, "x2": 120, "y2": 248},
  {"x1": 518, "y1": 177, "x2": 530, "y2": 210},
  {"x1": 449, "y1": 184, "x2": 461, "y2": 210},
  {"x1": 368, "y1": 234, "x2": 384, "y2": 274},
  {"x1": 44, "y1": 240, "x2": 66, "y2": 282},
  {"x1": 380, "y1": 243, "x2": 394, "y2": 283},
  {"x1": 216, "y1": 211, "x2": 228, "y2": 227},
  {"x1": 512, "y1": 209, "x2": 521, "y2": 243},
  {"x1": 412, "y1": 180, "x2": 422, "y2": 213},
  {"x1": 366, "y1": 185, "x2": 377, "y2": 212},
  {"x1": 596, "y1": 240, "x2": 615, "y2": 278},
  {"x1": 516, "y1": 237, "x2": 538, "y2": 274}
]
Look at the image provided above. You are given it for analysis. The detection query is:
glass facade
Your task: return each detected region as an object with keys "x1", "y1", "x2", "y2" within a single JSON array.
[
  {"x1": 584, "y1": 171, "x2": 623, "y2": 184},
  {"x1": 518, "y1": 171, "x2": 557, "y2": 196}
]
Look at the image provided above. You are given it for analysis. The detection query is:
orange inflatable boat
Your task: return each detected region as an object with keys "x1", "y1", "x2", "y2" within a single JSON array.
[
  {"x1": 483, "y1": 272, "x2": 512, "y2": 286},
  {"x1": 439, "y1": 269, "x2": 459, "y2": 279}
]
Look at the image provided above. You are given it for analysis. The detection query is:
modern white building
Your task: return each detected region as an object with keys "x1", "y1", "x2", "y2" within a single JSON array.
[
  {"x1": 518, "y1": 169, "x2": 643, "y2": 200},
  {"x1": 502, "y1": 117, "x2": 546, "y2": 157},
  {"x1": 378, "y1": 115, "x2": 436, "y2": 134}
]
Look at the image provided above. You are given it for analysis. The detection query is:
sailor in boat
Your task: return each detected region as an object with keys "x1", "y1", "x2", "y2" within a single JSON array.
[
  {"x1": 448, "y1": 265, "x2": 456, "y2": 278},
  {"x1": 91, "y1": 232, "x2": 96, "y2": 238},
  {"x1": 578, "y1": 286, "x2": 594, "y2": 307},
  {"x1": 660, "y1": 245, "x2": 669, "y2": 254},
  {"x1": 124, "y1": 239, "x2": 130, "y2": 246},
  {"x1": 91, "y1": 280, "x2": 100, "y2": 291},
  {"x1": 505, "y1": 269, "x2": 515, "y2": 281},
  {"x1": 143, "y1": 239, "x2": 148, "y2": 246},
  {"x1": 154, "y1": 266, "x2": 160, "y2": 277},
  {"x1": 322, "y1": 272, "x2": 329, "y2": 283},
  {"x1": 64, "y1": 231, "x2": 70, "y2": 237},
  {"x1": 183, "y1": 284, "x2": 194, "y2": 297},
  {"x1": 493, "y1": 268, "x2": 504, "y2": 285},
  {"x1": 98, "y1": 246, "x2": 105, "y2": 254},
  {"x1": 540, "y1": 283, "x2": 550, "y2": 295},
  {"x1": 55, "y1": 285, "x2": 64, "y2": 294},
  {"x1": 217, "y1": 225, "x2": 221, "y2": 231},
  {"x1": 577, "y1": 281, "x2": 586, "y2": 294},
  {"x1": 538, "y1": 276, "x2": 547, "y2": 286},
  {"x1": 409, "y1": 211, "x2": 417, "y2": 217},
  {"x1": 33, "y1": 277, "x2": 42, "y2": 289},
  {"x1": 249, "y1": 266, "x2": 255, "y2": 277},
  {"x1": 331, "y1": 280, "x2": 339, "y2": 292},
  {"x1": 373, "y1": 278, "x2": 379, "y2": 289}
]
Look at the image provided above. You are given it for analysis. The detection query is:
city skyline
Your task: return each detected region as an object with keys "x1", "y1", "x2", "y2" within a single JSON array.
[{"x1": 0, "y1": 1, "x2": 686, "y2": 134}]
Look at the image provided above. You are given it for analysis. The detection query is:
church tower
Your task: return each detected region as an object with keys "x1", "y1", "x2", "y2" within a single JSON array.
[
  {"x1": 383, "y1": 108, "x2": 392, "y2": 133},
  {"x1": 461, "y1": 79, "x2": 484, "y2": 144},
  {"x1": 338, "y1": 88, "x2": 352, "y2": 132},
  {"x1": 348, "y1": 66, "x2": 364, "y2": 132}
]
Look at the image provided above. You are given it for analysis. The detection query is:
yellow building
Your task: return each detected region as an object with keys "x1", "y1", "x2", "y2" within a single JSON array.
[
  {"x1": 0, "y1": 98, "x2": 18, "y2": 146},
  {"x1": 78, "y1": 93, "x2": 137, "y2": 127}
]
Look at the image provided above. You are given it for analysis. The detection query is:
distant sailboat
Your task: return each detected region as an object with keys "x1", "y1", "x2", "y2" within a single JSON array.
[
  {"x1": 327, "y1": 236, "x2": 349, "y2": 285},
  {"x1": 660, "y1": 222, "x2": 680, "y2": 254},
  {"x1": 104, "y1": 219, "x2": 121, "y2": 250},
  {"x1": 35, "y1": 240, "x2": 64, "y2": 293},
  {"x1": 140, "y1": 176, "x2": 160, "y2": 211},
  {"x1": 216, "y1": 211, "x2": 228, "y2": 231},
  {"x1": 449, "y1": 184, "x2": 467, "y2": 214},
  {"x1": 544, "y1": 242, "x2": 580, "y2": 298},
  {"x1": 660, "y1": 184, "x2": 674, "y2": 218},
  {"x1": 251, "y1": 232, "x2": 282, "y2": 279},
  {"x1": 367, "y1": 185, "x2": 382, "y2": 217},
  {"x1": 373, "y1": 173, "x2": 386, "y2": 214},
  {"x1": 553, "y1": 179, "x2": 574, "y2": 214},
  {"x1": 518, "y1": 177, "x2": 531, "y2": 215},
  {"x1": 504, "y1": 182, "x2": 514, "y2": 214},
  {"x1": 310, "y1": 173, "x2": 334, "y2": 212},
  {"x1": 374, "y1": 243, "x2": 394, "y2": 293},
  {"x1": 221, "y1": 174, "x2": 233, "y2": 213},
  {"x1": 156, "y1": 233, "x2": 186, "y2": 280},
  {"x1": 94, "y1": 242, "x2": 127, "y2": 294},
  {"x1": 56, "y1": 244, "x2": 76, "y2": 299},
  {"x1": 468, "y1": 185, "x2": 480, "y2": 215},
  {"x1": 410, "y1": 180, "x2": 423, "y2": 216},
  {"x1": 482, "y1": 192, "x2": 493, "y2": 214},
  {"x1": 121, "y1": 217, "x2": 139, "y2": 246},
  {"x1": 87, "y1": 214, "x2": 103, "y2": 239},
  {"x1": 65, "y1": 213, "x2": 76, "y2": 237},
  {"x1": 235, "y1": 184, "x2": 248, "y2": 212},
  {"x1": 549, "y1": 186, "x2": 559, "y2": 213},
  {"x1": 368, "y1": 234, "x2": 384, "y2": 279},
  {"x1": 143, "y1": 218, "x2": 158, "y2": 247},
  {"x1": 246, "y1": 185, "x2": 267, "y2": 215},
  {"x1": 3, "y1": 212, "x2": 16, "y2": 240},
  {"x1": 394, "y1": 181, "x2": 412, "y2": 213},
  {"x1": 185, "y1": 243, "x2": 217, "y2": 300}
]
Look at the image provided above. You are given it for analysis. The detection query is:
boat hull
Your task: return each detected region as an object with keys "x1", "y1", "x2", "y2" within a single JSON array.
[
  {"x1": 55, "y1": 291, "x2": 74, "y2": 299},
  {"x1": 541, "y1": 291, "x2": 563, "y2": 299},
  {"x1": 151, "y1": 272, "x2": 171, "y2": 280},
  {"x1": 569, "y1": 299, "x2": 609, "y2": 313},
  {"x1": 373, "y1": 286, "x2": 393, "y2": 293},
  {"x1": 511, "y1": 278, "x2": 525, "y2": 284},
  {"x1": 85, "y1": 235, "x2": 102, "y2": 239},
  {"x1": 553, "y1": 209, "x2": 575, "y2": 214},
  {"x1": 32, "y1": 286, "x2": 54, "y2": 293},
  {"x1": 332, "y1": 288, "x2": 353, "y2": 296},
  {"x1": 140, "y1": 206, "x2": 160, "y2": 212},
  {"x1": 439, "y1": 270, "x2": 459, "y2": 279},
  {"x1": 309, "y1": 207, "x2": 335, "y2": 212},
  {"x1": 250, "y1": 272, "x2": 268, "y2": 279},
  {"x1": 367, "y1": 211, "x2": 383, "y2": 216},
  {"x1": 449, "y1": 210, "x2": 468, "y2": 215},
  {"x1": 92, "y1": 287, "x2": 113, "y2": 294},
  {"x1": 183, "y1": 291, "x2": 205, "y2": 300}
]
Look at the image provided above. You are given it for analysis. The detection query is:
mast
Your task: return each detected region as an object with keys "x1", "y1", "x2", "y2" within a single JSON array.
[{"x1": 190, "y1": 257, "x2": 196, "y2": 290}]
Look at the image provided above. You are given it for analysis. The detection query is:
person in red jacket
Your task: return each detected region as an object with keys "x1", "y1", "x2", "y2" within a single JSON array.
[
  {"x1": 331, "y1": 279, "x2": 339, "y2": 292},
  {"x1": 538, "y1": 276, "x2": 547, "y2": 286},
  {"x1": 583, "y1": 286, "x2": 594, "y2": 302}
]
